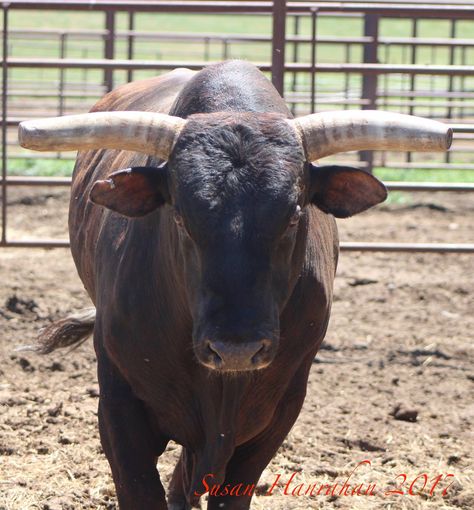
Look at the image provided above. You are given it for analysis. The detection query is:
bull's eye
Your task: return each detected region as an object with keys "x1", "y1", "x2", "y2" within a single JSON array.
[
  {"x1": 288, "y1": 205, "x2": 302, "y2": 228},
  {"x1": 174, "y1": 210, "x2": 193, "y2": 239},
  {"x1": 174, "y1": 211, "x2": 184, "y2": 228}
]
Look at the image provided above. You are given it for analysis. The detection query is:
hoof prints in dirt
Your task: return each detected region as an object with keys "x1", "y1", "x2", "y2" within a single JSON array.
[{"x1": 1, "y1": 295, "x2": 39, "y2": 320}]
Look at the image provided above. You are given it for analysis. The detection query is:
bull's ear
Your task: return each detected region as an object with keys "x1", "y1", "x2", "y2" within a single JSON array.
[
  {"x1": 308, "y1": 164, "x2": 387, "y2": 218},
  {"x1": 89, "y1": 165, "x2": 170, "y2": 217}
]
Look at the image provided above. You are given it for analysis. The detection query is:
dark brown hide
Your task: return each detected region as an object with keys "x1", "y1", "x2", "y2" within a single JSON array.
[
  {"x1": 309, "y1": 164, "x2": 388, "y2": 218},
  {"x1": 68, "y1": 62, "x2": 339, "y2": 510},
  {"x1": 90, "y1": 166, "x2": 170, "y2": 217}
]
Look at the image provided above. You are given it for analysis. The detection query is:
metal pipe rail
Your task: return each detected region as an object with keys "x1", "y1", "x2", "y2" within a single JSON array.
[
  {"x1": 288, "y1": 3, "x2": 474, "y2": 18},
  {"x1": 6, "y1": 29, "x2": 474, "y2": 49},
  {"x1": 5, "y1": 58, "x2": 474, "y2": 77},
  {"x1": 286, "y1": 63, "x2": 474, "y2": 76},
  {"x1": 340, "y1": 243, "x2": 474, "y2": 253},
  {"x1": 8, "y1": 154, "x2": 474, "y2": 170},
  {"x1": 385, "y1": 182, "x2": 474, "y2": 192},
  {"x1": 3, "y1": 177, "x2": 474, "y2": 193},
  {"x1": 2, "y1": 238, "x2": 473, "y2": 253},
  {"x1": 5, "y1": 1, "x2": 474, "y2": 18},
  {"x1": 3, "y1": 1, "x2": 275, "y2": 13},
  {"x1": 0, "y1": 1, "x2": 472, "y2": 24}
]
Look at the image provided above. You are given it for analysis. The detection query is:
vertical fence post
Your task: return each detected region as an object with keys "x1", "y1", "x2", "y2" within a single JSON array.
[
  {"x1": 272, "y1": 0, "x2": 286, "y2": 96},
  {"x1": 381, "y1": 43, "x2": 389, "y2": 168},
  {"x1": 310, "y1": 8, "x2": 317, "y2": 114},
  {"x1": 104, "y1": 10, "x2": 115, "y2": 92},
  {"x1": 290, "y1": 14, "x2": 300, "y2": 116},
  {"x1": 1, "y1": 4, "x2": 8, "y2": 245},
  {"x1": 58, "y1": 31, "x2": 67, "y2": 116},
  {"x1": 360, "y1": 13, "x2": 379, "y2": 173},
  {"x1": 344, "y1": 43, "x2": 351, "y2": 110},
  {"x1": 446, "y1": 18, "x2": 457, "y2": 165},
  {"x1": 127, "y1": 11, "x2": 135, "y2": 83},
  {"x1": 223, "y1": 38, "x2": 229, "y2": 60},
  {"x1": 409, "y1": 17, "x2": 418, "y2": 117},
  {"x1": 407, "y1": 17, "x2": 418, "y2": 164},
  {"x1": 204, "y1": 36, "x2": 210, "y2": 61},
  {"x1": 460, "y1": 45, "x2": 466, "y2": 120},
  {"x1": 447, "y1": 18, "x2": 457, "y2": 121},
  {"x1": 429, "y1": 45, "x2": 435, "y2": 118}
]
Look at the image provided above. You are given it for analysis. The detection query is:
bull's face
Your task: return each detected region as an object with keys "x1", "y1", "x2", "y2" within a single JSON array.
[
  {"x1": 169, "y1": 113, "x2": 306, "y2": 371},
  {"x1": 19, "y1": 105, "x2": 451, "y2": 371},
  {"x1": 88, "y1": 112, "x2": 388, "y2": 372}
]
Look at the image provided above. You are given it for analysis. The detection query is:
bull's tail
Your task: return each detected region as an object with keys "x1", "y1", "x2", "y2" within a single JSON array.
[{"x1": 36, "y1": 307, "x2": 96, "y2": 354}]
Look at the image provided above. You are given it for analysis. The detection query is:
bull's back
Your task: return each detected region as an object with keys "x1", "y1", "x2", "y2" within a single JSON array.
[
  {"x1": 69, "y1": 68, "x2": 196, "y2": 298},
  {"x1": 170, "y1": 60, "x2": 291, "y2": 117}
]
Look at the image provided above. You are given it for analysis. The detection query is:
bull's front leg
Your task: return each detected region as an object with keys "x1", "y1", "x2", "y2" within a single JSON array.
[{"x1": 95, "y1": 327, "x2": 168, "y2": 509}]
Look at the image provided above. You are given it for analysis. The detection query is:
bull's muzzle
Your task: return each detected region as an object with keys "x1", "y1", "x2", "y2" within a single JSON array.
[{"x1": 198, "y1": 338, "x2": 274, "y2": 371}]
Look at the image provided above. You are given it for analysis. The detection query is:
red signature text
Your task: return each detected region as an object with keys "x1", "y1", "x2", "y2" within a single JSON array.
[{"x1": 194, "y1": 460, "x2": 455, "y2": 498}]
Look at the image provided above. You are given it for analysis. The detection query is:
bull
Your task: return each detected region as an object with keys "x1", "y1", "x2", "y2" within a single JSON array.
[{"x1": 19, "y1": 60, "x2": 451, "y2": 510}]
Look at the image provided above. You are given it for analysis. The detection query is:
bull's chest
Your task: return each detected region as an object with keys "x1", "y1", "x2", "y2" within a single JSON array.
[{"x1": 102, "y1": 317, "x2": 291, "y2": 446}]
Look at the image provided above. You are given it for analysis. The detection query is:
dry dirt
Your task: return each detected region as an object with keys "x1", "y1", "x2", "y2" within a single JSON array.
[{"x1": 0, "y1": 188, "x2": 473, "y2": 510}]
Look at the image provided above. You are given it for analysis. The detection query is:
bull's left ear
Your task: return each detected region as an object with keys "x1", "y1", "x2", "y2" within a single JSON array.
[
  {"x1": 90, "y1": 165, "x2": 170, "y2": 217},
  {"x1": 308, "y1": 164, "x2": 387, "y2": 218}
]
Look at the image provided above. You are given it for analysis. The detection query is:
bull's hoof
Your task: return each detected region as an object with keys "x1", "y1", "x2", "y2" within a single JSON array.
[{"x1": 168, "y1": 503, "x2": 193, "y2": 510}]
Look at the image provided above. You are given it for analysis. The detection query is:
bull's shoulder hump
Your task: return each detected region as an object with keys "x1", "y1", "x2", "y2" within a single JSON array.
[{"x1": 90, "y1": 68, "x2": 197, "y2": 114}]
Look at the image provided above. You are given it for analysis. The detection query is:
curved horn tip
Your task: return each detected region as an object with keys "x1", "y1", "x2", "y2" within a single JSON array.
[
  {"x1": 19, "y1": 121, "x2": 50, "y2": 151},
  {"x1": 446, "y1": 127, "x2": 453, "y2": 150},
  {"x1": 18, "y1": 122, "x2": 32, "y2": 148}
]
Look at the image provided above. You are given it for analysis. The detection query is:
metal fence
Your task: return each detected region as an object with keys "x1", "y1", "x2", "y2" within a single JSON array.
[{"x1": 1, "y1": 0, "x2": 474, "y2": 252}]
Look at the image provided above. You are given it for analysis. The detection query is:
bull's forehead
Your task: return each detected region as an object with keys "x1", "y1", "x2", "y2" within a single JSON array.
[{"x1": 169, "y1": 112, "x2": 305, "y2": 237}]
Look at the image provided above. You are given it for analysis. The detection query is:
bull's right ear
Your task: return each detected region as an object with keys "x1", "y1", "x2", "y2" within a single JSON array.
[
  {"x1": 308, "y1": 164, "x2": 387, "y2": 218},
  {"x1": 89, "y1": 165, "x2": 170, "y2": 217}
]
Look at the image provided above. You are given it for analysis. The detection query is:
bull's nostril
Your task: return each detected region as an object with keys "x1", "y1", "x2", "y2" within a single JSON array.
[
  {"x1": 205, "y1": 340, "x2": 223, "y2": 367},
  {"x1": 251, "y1": 338, "x2": 272, "y2": 365}
]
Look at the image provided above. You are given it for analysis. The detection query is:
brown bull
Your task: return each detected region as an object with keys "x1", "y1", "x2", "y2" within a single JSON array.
[{"x1": 19, "y1": 61, "x2": 451, "y2": 509}]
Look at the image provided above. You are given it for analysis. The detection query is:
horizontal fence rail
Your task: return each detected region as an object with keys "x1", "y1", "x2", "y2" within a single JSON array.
[
  {"x1": 5, "y1": 58, "x2": 474, "y2": 76},
  {"x1": 3, "y1": 176, "x2": 474, "y2": 193},
  {"x1": 1, "y1": 0, "x2": 473, "y2": 252},
  {"x1": 340, "y1": 242, "x2": 474, "y2": 253},
  {"x1": 4, "y1": 240, "x2": 473, "y2": 253},
  {"x1": 4, "y1": 1, "x2": 474, "y2": 17}
]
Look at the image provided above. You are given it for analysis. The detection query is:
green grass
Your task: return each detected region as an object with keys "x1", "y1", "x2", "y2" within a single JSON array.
[
  {"x1": 374, "y1": 167, "x2": 474, "y2": 183},
  {"x1": 8, "y1": 11, "x2": 474, "y2": 64},
  {"x1": 10, "y1": 11, "x2": 474, "y2": 40},
  {"x1": 8, "y1": 158, "x2": 75, "y2": 177},
  {"x1": 9, "y1": 11, "x2": 272, "y2": 34},
  {"x1": 7, "y1": 10, "x2": 474, "y2": 90}
]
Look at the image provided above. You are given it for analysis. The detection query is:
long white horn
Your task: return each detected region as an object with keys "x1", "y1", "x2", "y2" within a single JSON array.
[
  {"x1": 18, "y1": 111, "x2": 186, "y2": 160},
  {"x1": 289, "y1": 110, "x2": 452, "y2": 161}
]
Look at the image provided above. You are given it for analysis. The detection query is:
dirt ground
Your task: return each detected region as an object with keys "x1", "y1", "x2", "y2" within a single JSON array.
[{"x1": 0, "y1": 188, "x2": 473, "y2": 510}]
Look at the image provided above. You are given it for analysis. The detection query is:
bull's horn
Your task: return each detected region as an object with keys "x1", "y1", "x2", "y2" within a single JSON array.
[
  {"x1": 289, "y1": 110, "x2": 452, "y2": 161},
  {"x1": 18, "y1": 111, "x2": 186, "y2": 160}
]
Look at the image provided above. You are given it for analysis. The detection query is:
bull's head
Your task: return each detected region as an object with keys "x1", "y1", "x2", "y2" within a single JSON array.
[{"x1": 19, "y1": 109, "x2": 452, "y2": 371}]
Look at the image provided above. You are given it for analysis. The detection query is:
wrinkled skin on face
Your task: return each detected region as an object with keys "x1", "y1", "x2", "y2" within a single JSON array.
[{"x1": 169, "y1": 112, "x2": 307, "y2": 370}]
